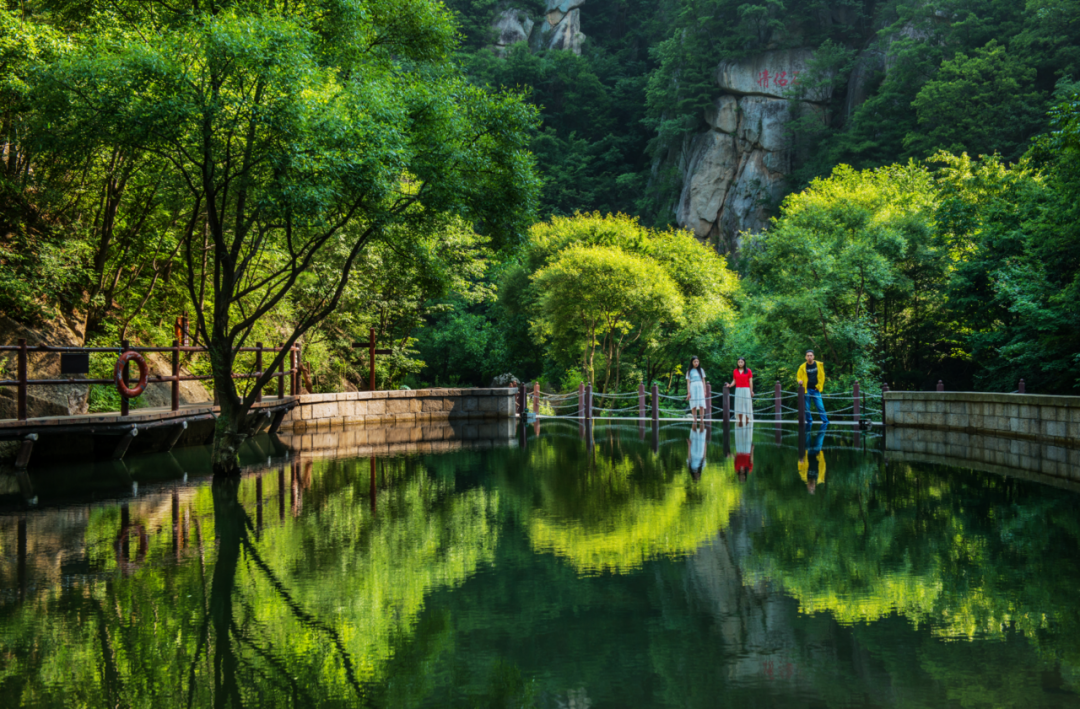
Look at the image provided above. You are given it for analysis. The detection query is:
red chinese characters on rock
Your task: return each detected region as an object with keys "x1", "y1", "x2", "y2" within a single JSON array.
[{"x1": 756, "y1": 70, "x2": 800, "y2": 90}]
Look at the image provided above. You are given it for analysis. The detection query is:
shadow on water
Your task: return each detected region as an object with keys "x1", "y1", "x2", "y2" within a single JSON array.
[{"x1": 2, "y1": 418, "x2": 1080, "y2": 708}]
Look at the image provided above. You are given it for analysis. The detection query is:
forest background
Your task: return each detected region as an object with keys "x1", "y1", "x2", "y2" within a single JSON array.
[{"x1": 3, "y1": 0, "x2": 1080, "y2": 403}]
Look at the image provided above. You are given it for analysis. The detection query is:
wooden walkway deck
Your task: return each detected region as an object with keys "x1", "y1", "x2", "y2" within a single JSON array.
[{"x1": 0, "y1": 396, "x2": 297, "y2": 467}]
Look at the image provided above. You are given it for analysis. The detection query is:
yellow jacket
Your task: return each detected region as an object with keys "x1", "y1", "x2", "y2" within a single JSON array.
[
  {"x1": 798, "y1": 453, "x2": 826, "y2": 483},
  {"x1": 796, "y1": 361, "x2": 825, "y2": 392}
]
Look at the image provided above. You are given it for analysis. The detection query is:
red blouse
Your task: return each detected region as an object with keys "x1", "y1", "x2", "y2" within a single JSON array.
[
  {"x1": 732, "y1": 368, "x2": 753, "y2": 388},
  {"x1": 734, "y1": 453, "x2": 753, "y2": 472}
]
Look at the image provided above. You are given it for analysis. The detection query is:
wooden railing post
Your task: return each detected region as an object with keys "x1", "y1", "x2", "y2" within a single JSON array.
[
  {"x1": 797, "y1": 382, "x2": 805, "y2": 425},
  {"x1": 774, "y1": 380, "x2": 781, "y2": 424},
  {"x1": 290, "y1": 346, "x2": 298, "y2": 396},
  {"x1": 585, "y1": 382, "x2": 593, "y2": 421},
  {"x1": 517, "y1": 382, "x2": 526, "y2": 417},
  {"x1": 255, "y1": 342, "x2": 263, "y2": 403},
  {"x1": 296, "y1": 344, "x2": 303, "y2": 395},
  {"x1": 120, "y1": 340, "x2": 130, "y2": 417},
  {"x1": 638, "y1": 383, "x2": 645, "y2": 419},
  {"x1": 16, "y1": 338, "x2": 27, "y2": 421},
  {"x1": 853, "y1": 380, "x2": 860, "y2": 426},
  {"x1": 705, "y1": 382, "x2": 712, "y2": 421},
  {"x1": 368, "y1": 328, "x2": 376, "y2": 392},
  {"x1": 578, "y1": 382, "x2": 585, "y2": 419},
  {"x1": 277, "y1": 343, "x2": 285, "y2": 399},
  {"x1": 651, "y1": 384, "x2": 659, "y2": 425},
  {"x1": 532, "y1": 382, "x2": 540, "y2": 416},
  {"x1": 171, "y1": 340, "x2": 180, "y2": 412}
]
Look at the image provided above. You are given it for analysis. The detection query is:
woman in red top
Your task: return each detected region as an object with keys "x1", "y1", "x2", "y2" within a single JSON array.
[{"x1": 727, "y1": 357, "x2": 754, "y2": 426}]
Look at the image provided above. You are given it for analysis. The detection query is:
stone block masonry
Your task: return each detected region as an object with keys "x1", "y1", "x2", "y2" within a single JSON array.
[
  {"x1": 278, "y1": 388, "x2": 516, "y2": 434},
  {"x1": 884, "y1": 392, "x2": 1080, "y2": 449}
]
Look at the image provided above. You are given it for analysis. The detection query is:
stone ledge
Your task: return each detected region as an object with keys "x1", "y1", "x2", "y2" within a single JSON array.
[
  {"x1": 284, "y1": 388, "x2": 515, "y2": 418},
  {"x1": 885, "y1": 391, "x2": 1080, "y2": 408}
]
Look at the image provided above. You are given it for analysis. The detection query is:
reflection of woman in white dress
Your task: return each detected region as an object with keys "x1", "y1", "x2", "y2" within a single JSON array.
[
  {"x1": 685, "y1": 357, "x2": 707, "y2": 425},
  {"x1": 734, "y1": 422, "x2": 754, "y2": 482},
  {"x1": 727, "y1": 357, "x2": 754, "y2": 427},
  {"x1": 687, "y1": 427, "x2": 707, "y2": 481}
]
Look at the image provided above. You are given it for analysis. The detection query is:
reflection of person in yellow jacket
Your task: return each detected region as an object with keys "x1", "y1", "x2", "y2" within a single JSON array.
[
  {"x1": 796, "y1": 350, "x2": 829, "y2": 424},
  {"x1": 798, "y1": 424, "x2": 828, "y2": 494}
]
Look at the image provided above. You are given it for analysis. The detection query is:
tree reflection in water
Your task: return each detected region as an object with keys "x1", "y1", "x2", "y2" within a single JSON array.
[{"x1": 2, "y1": 423, "x2": 1080, "y2": 708}]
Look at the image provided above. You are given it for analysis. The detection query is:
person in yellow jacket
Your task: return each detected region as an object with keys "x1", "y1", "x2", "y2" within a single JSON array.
[
  {"x1": 795, "y1": 350, "x2": 829, "y2": 424},
  {"x1": 798, "y1": 423, "x2": 828, "y2": 494}
]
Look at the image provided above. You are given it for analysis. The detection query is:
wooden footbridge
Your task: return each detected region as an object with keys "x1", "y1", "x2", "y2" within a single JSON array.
[
  {"x1": 0, "y1": 337, "x2": 302, "y2": 469},
  {"x1": 515, "y1": 380, "x2": 883, "y2": 427}
]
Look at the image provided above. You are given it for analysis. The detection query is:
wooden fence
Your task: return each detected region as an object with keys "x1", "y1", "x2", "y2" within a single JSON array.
[{"x1": 0, "y1": 338, "x2": 300, "y2": 421}]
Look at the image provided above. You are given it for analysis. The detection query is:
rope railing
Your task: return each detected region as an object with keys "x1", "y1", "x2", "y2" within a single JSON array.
[{"x1": 518, "y1": 379, "x2": 884, "y2": 426}]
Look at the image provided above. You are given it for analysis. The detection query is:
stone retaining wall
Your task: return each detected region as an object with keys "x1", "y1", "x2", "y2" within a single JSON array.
[
  {"x1": 886, "y1": 426, "x2": 1080, "y2": 490},
  {"x1": 279, "y1": 388, "x2": 516, "y2": 433},
  {"x1": 883, "y1": 392, "x2": 1080, "y2": 447}
]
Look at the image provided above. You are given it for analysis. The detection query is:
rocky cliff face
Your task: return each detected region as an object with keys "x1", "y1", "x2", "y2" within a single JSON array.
[
  {"x1": 492, "y1": 0, "x2": 586, "y2": 56},
  {"x1": 674, "y1": 43, "x2": 889, "y2": 253},
  {"x1": 675, "y1": 49, "x2": 828, "y2": 253}
]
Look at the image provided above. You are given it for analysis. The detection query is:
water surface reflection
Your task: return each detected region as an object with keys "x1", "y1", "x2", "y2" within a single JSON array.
[{"x1": 1, "y1": 421, "x2": 1079, "y2": 707}]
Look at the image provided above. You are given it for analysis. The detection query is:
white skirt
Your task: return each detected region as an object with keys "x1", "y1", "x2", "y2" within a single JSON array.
[
  {"x1": 734, "y1": 387, "x2": 753, "y2": 419},
  {"x1": 688, "y1": 380, "x2": 706, "y2": 409}
]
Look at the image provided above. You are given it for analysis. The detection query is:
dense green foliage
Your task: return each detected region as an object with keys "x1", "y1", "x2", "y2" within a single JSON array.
[
  {"x1": 410, "y1": 0, "x2": 1080, "y2": 394},
  {"x1": 0, "y1": 1, "x2": 538, "y2": 427},
  {"x1": 501, "y1": 213, "x2": 738, "y2": 390},
  {"x1": 734, "y1": 132, "x2": 1080, "y2": 393},
  {"x1": 4, "y1": 0, "x2": 1080, "y2": 396}
]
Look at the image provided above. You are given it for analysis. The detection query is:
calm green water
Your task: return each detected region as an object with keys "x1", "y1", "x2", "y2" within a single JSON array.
[{"x1": 2, "y1": 421, "x2": 1080, "y2": 708}]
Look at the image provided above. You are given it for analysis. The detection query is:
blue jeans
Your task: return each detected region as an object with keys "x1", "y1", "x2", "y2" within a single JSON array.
[{"x1": 805, "y1": 390, "x2": 829, "y2": 424}]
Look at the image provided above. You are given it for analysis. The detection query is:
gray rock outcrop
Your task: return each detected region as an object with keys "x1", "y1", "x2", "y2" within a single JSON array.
[
  {"x1": 675, "y1": 48, "x2": 835, "y2": 252},
  {"x1": 716, "y1": 48, "x2": 832, "y2": 101},
  {"x1": 490, "y1": 1, "x2": 586, "y2": 56},
  {"x1": 844, "y1": 46, "x2": 885, "y2": 121},
  {"x1": 491, "y1": 8, "x2": 534, "y2": 56}
]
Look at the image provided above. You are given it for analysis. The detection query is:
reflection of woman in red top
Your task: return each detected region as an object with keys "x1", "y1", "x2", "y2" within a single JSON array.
[
  {"x1": 734, "y1": 451, "x2": 753, "y2": 481},
  {"x1": 727, "y1": 358, "x2": 754, "y2": 426},
  {"x1": 733, "y1": 412, "x2": 754, "y2": 481}
]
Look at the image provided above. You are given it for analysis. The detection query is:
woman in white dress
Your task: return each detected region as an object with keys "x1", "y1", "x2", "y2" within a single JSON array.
[
  {"x1": 685, "y1": 356, "x2": 707, "y2": 426},
  {"x1": 727, "y1": 357, "x2": 754, "y2": 426}
]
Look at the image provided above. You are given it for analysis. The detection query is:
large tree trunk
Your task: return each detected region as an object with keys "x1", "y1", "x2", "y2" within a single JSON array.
[{"x1": 210, "y1": 344, "x2": 249, "y2": 476}]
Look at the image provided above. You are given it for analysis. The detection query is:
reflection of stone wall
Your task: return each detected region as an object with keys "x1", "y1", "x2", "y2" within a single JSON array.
[
  {"x1": 277, "y1": 419, "x2": 516, "y2": 461},
  {"x1": 885, "y1": 427, "x2": 1080, "y2": 489},
  {"x1": 281, "y1": 388, "x2": 516, "y2": 434},
  {"x1": 884, "y1": 392, "x2": 1080, "y2": 447}
]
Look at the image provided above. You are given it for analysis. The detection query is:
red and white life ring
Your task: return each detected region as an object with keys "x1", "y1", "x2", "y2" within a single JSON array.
[{"x1": 114, "y1": 350, "x2": 149, "y2": 398}]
